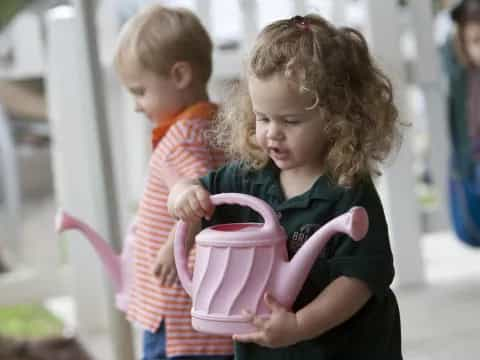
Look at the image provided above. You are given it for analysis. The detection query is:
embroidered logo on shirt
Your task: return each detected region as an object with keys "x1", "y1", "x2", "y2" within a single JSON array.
[{"x1": 289, "y1": 223, "x2": 326, "y2": 256}]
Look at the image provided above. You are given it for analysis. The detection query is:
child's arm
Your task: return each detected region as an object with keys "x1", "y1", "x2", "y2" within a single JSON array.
[
  {"x1": 152, "y1": 178, "x2": 213, "y2": 286},
  {"x1": 295, "y1": 276, "x2": 371, "y2": 340},
  {"x1": 152, "y1": 220, "x2": 200, "y2": 286},
  {"x1": 233, "y1": 276, "x2": 371, "y2": 348}
]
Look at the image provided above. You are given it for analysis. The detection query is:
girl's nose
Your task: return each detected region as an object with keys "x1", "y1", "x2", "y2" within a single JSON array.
[{"x1": 267, "y1": 122, "x2": 284, "y2": 140}]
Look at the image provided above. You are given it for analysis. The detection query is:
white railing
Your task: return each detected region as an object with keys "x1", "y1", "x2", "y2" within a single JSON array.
[
  {"x1": 0, "y1": 10, "x2": 44, "y2": 79},
  {"x1": 46, "y1": 3, "x2": 134, "y2": 359},
  {"x1": 0, "y1": 7, "x2": 65, "y2": 307},
  {"x1": 0, "y1": 105, "x2": 20, "y2": 261}
]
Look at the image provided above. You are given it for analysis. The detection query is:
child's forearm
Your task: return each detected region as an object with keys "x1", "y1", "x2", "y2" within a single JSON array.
[
  {"x1": 184, "y1": 221, "x2": 200, "y2": 250},
  {"x1": 165, "y1": 220, "x2": 200, "y2": 250},
  {"x1": 295, "y1": 276, "x2": 372, "y2": 341}
]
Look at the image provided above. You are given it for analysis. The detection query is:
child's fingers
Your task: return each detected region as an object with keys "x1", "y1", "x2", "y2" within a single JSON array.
[
  {"x1": 251, "y1": 314, "x2": 269, "y2": 330},
  {"x1": 242, "y1": 309, "x2": 268, "y2": 330},
  {"x1": 151, "y1": 260, "x2": 163, "y2": 277},
  {"x1": 232, "y1": 331, "x2": 266, "y2": 345},
  {"x1": 176, "y1": 207, "x2": 197, "y2": 223},
  {"x1": 188, "y1": 196, "x2": 207, "y2": 219},
  {"x1": 165, "y1": 268, "x2": 177, "y2": 286},
  {"x1": 195, "y1": 188, "x2": 214, "y2": 219},
  {"x1": 152, "y1": 264, "x2": 160, "y2": 278},
  {"x1": 263, "y1": 292, "x2": 283, "y2": 312},
  {"x1": 241, "y1": 309, "x2": 254, "y2": 321},
  {"x1": 154, "y1": 266, "x2": 166, "y2": 284},
  {"x1": 157, "y1": 268, "x2": 175, "y2": 286},
  {"x1": 167, "y1": 198, "x2": 178, "y2": 217}
]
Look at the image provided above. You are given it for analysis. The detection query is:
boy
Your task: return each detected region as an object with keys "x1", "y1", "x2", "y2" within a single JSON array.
[{"x1": 114, "y1": 4, "x2": 233, "y2": 359}]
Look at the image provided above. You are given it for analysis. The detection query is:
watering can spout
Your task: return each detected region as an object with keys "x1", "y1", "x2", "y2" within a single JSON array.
[
  {"x1": 55, "y1": 209, "x2": 124, "y2": 294},
  {"x1": 278, "y1": 207, "x2": 369, "y2": 306}
]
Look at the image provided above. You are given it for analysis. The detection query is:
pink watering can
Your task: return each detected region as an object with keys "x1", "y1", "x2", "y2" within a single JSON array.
[
  {"x1": 55, "y1": 210, "x2": 134, "y2": 312},
  {"x1": 174, "y1": 193, "x2": 369, "y2": 335}
]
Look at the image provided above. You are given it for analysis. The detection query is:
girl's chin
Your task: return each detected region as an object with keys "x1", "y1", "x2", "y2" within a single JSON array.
[{"x1": 270, "y1": 158, "x2": 292, "y2": 170}]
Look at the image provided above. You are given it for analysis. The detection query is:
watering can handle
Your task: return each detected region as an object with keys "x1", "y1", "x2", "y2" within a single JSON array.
[
  {"x1": 174, "y1": 193, "x2": 280, "y2": 297},
  {"x1": 210, "y1": 193, "x2": 280, "y2": 231}
]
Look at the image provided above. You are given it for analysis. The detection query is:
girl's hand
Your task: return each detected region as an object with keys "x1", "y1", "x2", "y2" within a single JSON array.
[
  {"x1": 233, "y1": 293, "x2": 303, "y2": 348},
  {"x1": 168, "y1": 181, "x2": 214, "y2": 222},
  {"x1": 151, "y1": 241, "x2": 177, "y2": 286}
]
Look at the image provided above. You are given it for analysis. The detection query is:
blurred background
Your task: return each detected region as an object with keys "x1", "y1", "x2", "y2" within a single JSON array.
[{"x1": 0, "y1": 0, "x2": 479, "y2": 359}]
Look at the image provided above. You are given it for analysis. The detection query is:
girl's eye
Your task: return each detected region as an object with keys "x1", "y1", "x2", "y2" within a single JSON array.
[
  {"x1": 284, "y1": 119, "x2": 300, "y2": 125},
  {"x1": 255, "y1": 116, "x2": 269, "y2": 122}
]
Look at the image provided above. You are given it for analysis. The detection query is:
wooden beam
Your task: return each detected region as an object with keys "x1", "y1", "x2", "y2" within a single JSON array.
[
  {"x1": 409, "y1": 0, "x2": 450, "y2": 232},
  {"x1": 364, "y1": 0, "x2": 425, "y2": 287},
  {"x1": 45, "y1": 3, "x2": 134, "y2": 359}
]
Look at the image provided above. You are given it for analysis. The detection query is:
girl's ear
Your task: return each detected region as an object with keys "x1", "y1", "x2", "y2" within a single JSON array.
[{"x1": 170, "y1": 61, "x2": 193, "y2": 90}]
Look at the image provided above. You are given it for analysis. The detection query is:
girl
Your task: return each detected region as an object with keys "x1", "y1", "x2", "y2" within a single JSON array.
[
  {"x1": 169, "y1": 14, "x2": 403, "y2": 359},
  {"x1": 440, "y1": 0, "x2": 480, "y2": 246}
]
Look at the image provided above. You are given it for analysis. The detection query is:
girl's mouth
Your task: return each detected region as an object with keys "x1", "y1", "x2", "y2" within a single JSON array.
[{"x1": 268, "y1": 146, "x2": 289, "y2": 160}]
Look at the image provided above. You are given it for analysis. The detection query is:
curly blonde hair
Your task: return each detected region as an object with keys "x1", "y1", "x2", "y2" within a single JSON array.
[{"x1": 213, "y1": 14, "x2": 402, "y2": 186}]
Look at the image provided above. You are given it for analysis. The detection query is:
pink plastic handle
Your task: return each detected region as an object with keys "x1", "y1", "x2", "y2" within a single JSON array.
[
  {"x1": 210, "y1": 193, "x2": 280, "y2": 232},
  {"x1": 174, "y1": 193, "x2": 281, "y2": 297}
]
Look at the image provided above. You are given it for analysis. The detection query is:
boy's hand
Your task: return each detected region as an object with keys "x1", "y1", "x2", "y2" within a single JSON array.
[
  {"x1": 151, "y1": 241, "x2": 177, "y2": 286},
  {"x1": 168, "y1": 183, "x2": 214, "y2": 222},
  {"x1": 233, "y1": 293, "x2": 303, "y2": 348}
]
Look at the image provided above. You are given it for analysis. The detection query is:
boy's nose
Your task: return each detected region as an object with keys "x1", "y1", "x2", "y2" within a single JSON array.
[{"x1": 134, "y1": 102, "x2": 143, "y2": 113}]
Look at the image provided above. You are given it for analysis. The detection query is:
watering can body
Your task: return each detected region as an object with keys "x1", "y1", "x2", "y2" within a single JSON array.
[{"x1": 174, "y1": 193, "x2": 369, "y2": 335}]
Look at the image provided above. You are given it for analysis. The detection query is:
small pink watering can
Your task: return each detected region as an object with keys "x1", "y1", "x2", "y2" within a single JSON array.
[
  {"x1": 174, "y1": 193, "x2": 369, "y2": 335},
  {"x1": 55, "y1": 210, "x2": 134, "y2": 312}
]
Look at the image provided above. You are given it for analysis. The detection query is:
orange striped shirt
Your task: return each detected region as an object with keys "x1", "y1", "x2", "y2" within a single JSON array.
[{"x1": 126, "y1": 105, "x2": 232, "y2": 357}]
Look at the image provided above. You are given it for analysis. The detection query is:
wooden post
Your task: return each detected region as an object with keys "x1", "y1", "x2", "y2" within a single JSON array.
[
  {"x1": 0, "y1": 106, "x2": 20, "y2": 261},
  {"x1": 239, "y1": 0, "x2": 259, "y2": 49},
  {"x1": 409, "y1": 0, "x2": 451, "y2": 232},
  {"x1": 195, "y1": 0, "x2": 212, "y2": 30},
  {"x1": 331, "y1": 0, "x2": 347, "y2": 25},
  {"x1": 294, "y1": 0, "x2": 307, "y2": 15},
  {"x1": 45, "y1": 4, "x2": 134, "y2": 360},
  {"x1": 364, "y1": 0, "x2": 425, "y2": 287}
]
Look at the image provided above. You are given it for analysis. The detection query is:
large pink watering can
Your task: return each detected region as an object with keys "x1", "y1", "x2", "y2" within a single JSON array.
[
  {"x1": 174, "y1": 193, "x2": 369, "y2": 335},
  {"x1": 55, "y1": 210, "x2": 134, "y2": 312}
]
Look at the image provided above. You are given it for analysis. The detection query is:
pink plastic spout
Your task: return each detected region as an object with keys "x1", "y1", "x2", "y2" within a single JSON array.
[
  {"x1": 55, "y1": 209, "x2": 124, "y2": 295},
  {"x1": 276, "y1": 207, "x2": 369, "y2": 308}
]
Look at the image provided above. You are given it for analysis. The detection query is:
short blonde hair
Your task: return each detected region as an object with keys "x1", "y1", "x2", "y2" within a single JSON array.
[
  {"x1": 114, "y1": 4, "x2": 213, "y2": 84},
  {"x1": 213, "y1": 14, "x2": 402, "y2": 186}
]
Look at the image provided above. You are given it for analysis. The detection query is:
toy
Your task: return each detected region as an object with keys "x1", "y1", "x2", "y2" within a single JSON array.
[{"x1": 174, "y1": 193, "x2": 369, "y2": 335}]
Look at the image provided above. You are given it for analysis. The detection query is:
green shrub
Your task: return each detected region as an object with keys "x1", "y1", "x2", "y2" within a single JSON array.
[{"x1": 0, "y1": 303, "x2": 63, "y2": 339}]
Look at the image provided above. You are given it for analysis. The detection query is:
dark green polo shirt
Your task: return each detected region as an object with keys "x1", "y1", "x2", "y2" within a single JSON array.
[{"x1": 200, "y1": 162, "x2": 402, "y2": 360}]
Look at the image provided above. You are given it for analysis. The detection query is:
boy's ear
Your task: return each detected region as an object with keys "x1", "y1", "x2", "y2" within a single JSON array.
[{"x1": 170, "y1": 61, "x2": 193, "y2": 90}]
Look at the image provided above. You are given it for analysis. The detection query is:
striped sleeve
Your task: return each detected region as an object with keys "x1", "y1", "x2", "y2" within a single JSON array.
[{"x1": 154, "y1": 118, "x2": 223, "y2": 180}]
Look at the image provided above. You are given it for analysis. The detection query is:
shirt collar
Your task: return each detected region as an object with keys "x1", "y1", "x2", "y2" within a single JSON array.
[
  {"x1": 251, "y1": 162, "x2": 341, "y2": 207},
  {"x1": 151, "y1": 101, "x2": 217, "y2": 150}
]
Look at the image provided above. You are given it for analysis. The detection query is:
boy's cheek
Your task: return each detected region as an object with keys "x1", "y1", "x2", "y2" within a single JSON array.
[{"x1": 468, "y1": 46, "x2": 480, "y2": 66}]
